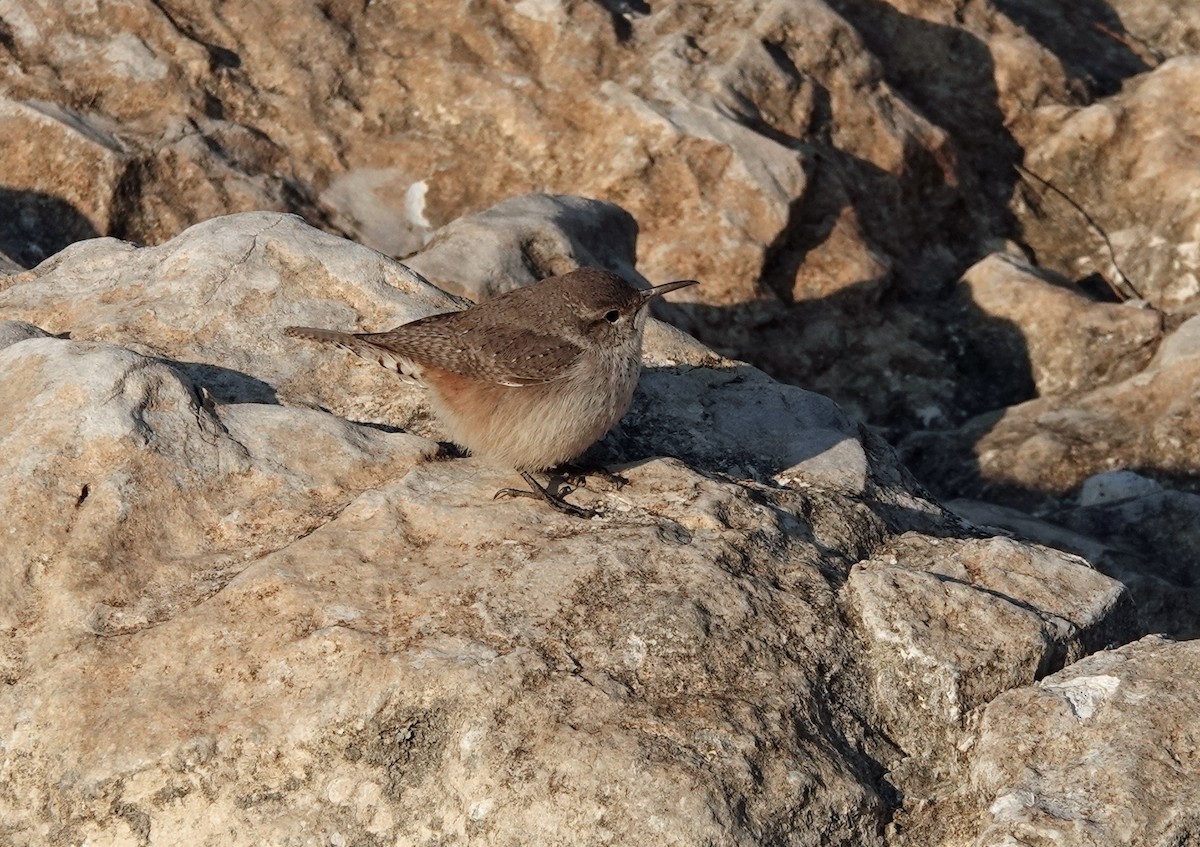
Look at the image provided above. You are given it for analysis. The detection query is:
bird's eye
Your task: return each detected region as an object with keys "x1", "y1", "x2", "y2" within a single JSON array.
[{"x1": 604, "y1": 310, "x2": 620, "y2": 323}]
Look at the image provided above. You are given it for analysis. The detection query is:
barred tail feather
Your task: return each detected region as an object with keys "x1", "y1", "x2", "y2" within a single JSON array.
[
  {"x1": 284, "y1": 325, "x2": 358, "y2": 344},
  {"x1": 283, "y1": 326, "x2": 421, "y2": 381}
]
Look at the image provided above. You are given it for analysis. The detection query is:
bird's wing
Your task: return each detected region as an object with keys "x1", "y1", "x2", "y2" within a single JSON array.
[
  {"x1": 359, "y1": 313, "x2": 584, "y2": 386},
  {"x1": 286, "y1": 312, "x2": 584, "y2": 387}
]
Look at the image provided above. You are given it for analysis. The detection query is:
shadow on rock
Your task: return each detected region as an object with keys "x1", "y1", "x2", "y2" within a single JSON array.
[
  {"x1": 827, "y1": 0, "x2": 1024, "y2": 252},
  {"x1": 662, "y1": 275, "x2": 1035, "y2": 439},
  {"x1": 992, "y1": 0, "x2": 1152, "y2": 96},
  {"x1": 592, "y1": 363, "x2": 863, "y2": 479},
  {"x1": 166, "y1": 360, "x2": 280, "y2": 405},
  {"x1": 0, "y1": 187, "x2": 99, "y2": 268}
]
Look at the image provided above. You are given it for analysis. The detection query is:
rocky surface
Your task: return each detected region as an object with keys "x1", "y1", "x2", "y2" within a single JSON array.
[
  {"x1": 4, "y1": 0, "x2": 1199, "y2": 428},
  {"x1": 901, "y1": 305, "x2": 1200, "y2": 640},
  {"x1": 4, "y1": 0, "x2": 1200, "y2": 841},
  {"x1": 893, "y1": 635, "x2": 1200, "y2": 846},
  {"x1": 901, "y1": 311, "x2": 1200, "y2": 513},
  {"x1": 949, "y1": 492, "x2": 1200, "y2": 641},
  {"x1": 6, "y1": 0, "x2": 1196, "y2": 429},
  {"x1": 1016, "y1": 56, "x2": 1200, "y2": 309},
  {"x1": 0, "y1": 212, "x2": 1164, "y2": 845},
  {"x1": 404, "y1": 194, "x2": 650, "y2": 302}
]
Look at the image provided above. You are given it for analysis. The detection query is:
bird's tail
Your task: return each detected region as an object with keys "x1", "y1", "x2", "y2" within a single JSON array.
[
  {"x1": 284, "y1": 325, "x2": 360, "y2": 345},
  {"x1": 283, "y1": 326, "x2": 419, "y2": 379}
]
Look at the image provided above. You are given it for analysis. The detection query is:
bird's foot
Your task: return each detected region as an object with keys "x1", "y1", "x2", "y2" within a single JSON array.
[
  {"x1": 556, "y1": 463, "x2": 629, "y2": 492},
  {"x1": 494, "y1": 471, "x2": 599, "y2": 519}
]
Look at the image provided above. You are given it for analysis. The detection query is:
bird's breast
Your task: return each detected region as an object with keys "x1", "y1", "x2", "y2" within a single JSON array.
[{"x1": 423, "y1": 347, "x2": 642, "y2": 472}]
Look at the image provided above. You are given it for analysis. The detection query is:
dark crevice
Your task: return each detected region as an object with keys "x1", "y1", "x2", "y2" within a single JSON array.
[
  {"x1": 0, "y1": 16, "x2": 16, "y2": 52},
  {"x1": 592, "y1": 0, "x2": 649, "y2": 42},
  {"x1": 146, "y1": 0, "x2": 241, "y2": 71}
]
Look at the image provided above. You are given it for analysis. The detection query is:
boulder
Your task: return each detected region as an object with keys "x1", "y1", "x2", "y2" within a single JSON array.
[
  {"x1": 1016, "y1": 58, "x2": 1200, "y2": 309},
  {"x1": 893, "y1": 635, "x2": 1200, "y2": 846},
  {"x1": 0, "y1": 0, "x2": 1089, "y2": 437},
  {"x1": 947, "y1": 496, "x2": 1198, "y2": 639},
  {"x1": 404, "y1": 194, "x2": 648, "y2": 301},
  {"x1": 0, "y1": 211, "x2": 1141, "y2": 845},
  {"x1": 848, "y1": 533, "x2": 1132, "y2": 786},
  {"x1": 952, "y1": 252, "x2": 1161, "y2": 406},
  {"x1": 901, "y1": 312, "x2": 1200, "y2": 512},
  {"x1": 0, "y1": 98, "x2": 126, "y2": 266}
]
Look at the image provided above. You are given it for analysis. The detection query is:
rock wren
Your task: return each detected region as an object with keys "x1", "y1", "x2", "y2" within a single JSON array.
[{"x1": 285, "y1": 268, "x2": 698, "y2": 517}]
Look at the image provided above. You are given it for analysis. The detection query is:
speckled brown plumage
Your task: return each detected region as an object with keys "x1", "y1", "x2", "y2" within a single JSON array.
[{"x1": 285, "y1": 268, "x2": 698, "y2": 513}]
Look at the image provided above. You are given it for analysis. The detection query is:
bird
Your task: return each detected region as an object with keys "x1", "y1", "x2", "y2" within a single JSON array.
[{"x1": 285, "y1": 267, "x2": 698, "y2": 517}]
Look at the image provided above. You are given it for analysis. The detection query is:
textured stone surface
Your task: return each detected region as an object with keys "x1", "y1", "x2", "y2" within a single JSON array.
[
  {"x1": 1016, "y1": 58, "x2": 1200, "y2": 309},
  {"x1": 1059, "y1": 485, "x2": 1200, "y2": 638},
  {"x1": 948, "y1": 496, "x2": 1197, "y2": 640},
  {"x1": 893, "y1": 636, "x2": 1200, "y2": 846},
  {"x1": 0, "y1": 97, "x2": 125, "y2": 267},
  {"x1": 0, "y1": 212, "x2": 455, "y2": 429},
  {"x1": 3, "y1": 0, "x2": 1192, "y2": 458},
  {"x1": 5, "y1": 0, "x2": 1200, "y2": 838},
  {"x1": 1, "y1": 0, "x2": 1152, "y2": 434},
  {"x1": 0, "y1": 253, "x2": 22, "y2": 275},
  {"x1": 0, "y1": 212, "x2": 1145, "y2": 845},
  {"x1": 954, "y1": 252, "x2": 1162, "y2": 405},
  {"x1": 404, "y1": 194, "x2": 650, "y2": 301},
  {"x1": 848, "y1": 533, "x2": 1131, "y2": 775},
  {"x1": 902, "y1": 312, "x2": 1200, "y2": 512}
]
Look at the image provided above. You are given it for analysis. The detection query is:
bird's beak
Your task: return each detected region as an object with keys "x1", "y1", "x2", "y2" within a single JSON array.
[{"x1": 640, "y1": 279, "x2": 699, "y2": 302}]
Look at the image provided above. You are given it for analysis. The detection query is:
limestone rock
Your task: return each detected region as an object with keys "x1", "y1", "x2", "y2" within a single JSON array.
[
  {"x1": 0, "y1": 336, "x2": 438, "y2": 644},
  {"x1": 1077, "y1": 468, "x2": 1164, "y2": 506},
  {"x1": 847, "y1": 533, "x2": 1132, "y2": 788},
  {"x1": 0, "y1": 0, "x2": 1071, "y2": 437},
  {"x1": 0, "y1": 98, "x2": 128, "y2": 267},
  {"x1": 405, "y1": 194, "x2": 648, "y2": 301},
  {"x1": 0, "y1": 212, "x2": 1141, "y2": 845},
  {"x1": 1108, "y1": 0, "x2": 1200, "y2": 58},
  {"x1": 1059, "y1": 485, "x2": 1200, "y2": 636},
  {"x1": 953, "y1": 253, "x2": 1162, "y2": 407},
  {"x1": 1016, "y1": 58, "x2": 1200, "y2": 309},
  {"x1": 901, "y1": 312, "x2": 1200, "y2": 511},
  {"x1": 894, "y1": 635, "x2": 1200, "y2": 846},
  {"x1": 0, "y1": 252, "x2": 23, "y2": 275},
  {"x1": 947, "y1": 497, "x2": 1196, "y2": 640},
  {"x1": 0, "y1": 320, "x2": 51, "y2": 349},
  {"x1": 0, "y1": 212, "x2": 457, "y2": 429},
  {"x1": 2, "y1": 0, "x2": 1194, "y2": 449}
]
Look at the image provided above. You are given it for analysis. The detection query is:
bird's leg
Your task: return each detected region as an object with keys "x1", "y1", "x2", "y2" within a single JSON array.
[{"x1": 494, "y1": 471, "x2": 599, "y2": 519}]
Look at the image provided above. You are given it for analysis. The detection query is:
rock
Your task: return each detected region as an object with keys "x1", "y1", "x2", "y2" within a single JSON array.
[
  {"x1": 893, "y1": 635, "x2": 1200, "y2": 846},
  {"x1": 847, "y1": 533, "x2": 1132, "y2": 788},
  {"x1": 0, "y1": 0, "x2": 1078, "y2": 438},
  {"x1": 3, "y1": 0, "x2": 1193, "y2": 449},
  {"x1": 0, "y1": 319, "x2": 51, "y2": 349},
  {"x1": 1078, "y1": 469, "x2": 1163, "y2": 506},
  {"x1": 405, "y1": 194, "x2": 648, "y2": 301},
  {"x1": 948, "y1": 497, "x2": 1197, "y2": 639},
  {"x1": 0, "y1": 252, "x2": 23, "y2": 275},
  {"x1": 1108, "y1": 0, "x2": 1200, "y2": 59},
  {"x1": 0, "y1": 212, "x2": 456, "y2": 427},
  {"x1": 901, "y1": 312, "x2": 1200, "y2": 512},
  {"x1": 1016, "y1": 58, "x2": 1200, "y2": 309},
  {"x1": 953, "y1": 252, "x2": 1162, "y2": 408},
  {"x1": 0, "y1": 335, "x2": 438, "y2": 643},
  {"x1": 718, "y1": 245, "x2": 1164, "y2": 435},
  {"x1": 319, "y1": 167, "x2": 435, "y2": 258},
  {"x1": 0, "y1": 98, "x2": 127, "y2": 266},
  {"x1": 1059, "y1": 486, "x2": 1200, "y2": 635},
  {"x1": 0, "y1": 211, "x2": 1140, "y2": 845}
]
